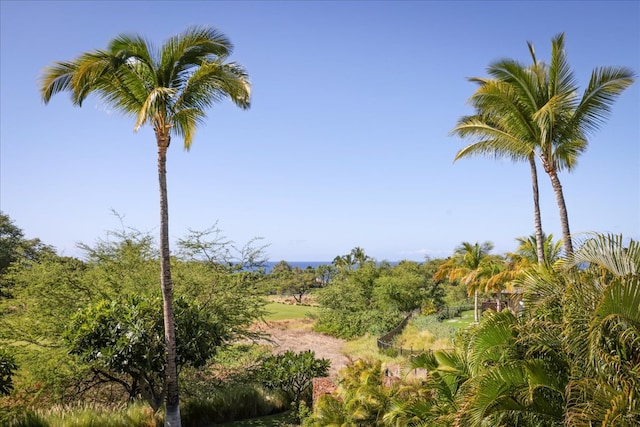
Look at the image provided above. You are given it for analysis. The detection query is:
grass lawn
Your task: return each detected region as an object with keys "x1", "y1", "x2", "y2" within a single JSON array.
[
  {"x1": 264, "y1": 302, "x2": 320, "y2": 321},
  {"x1": 444, "y1": 310, "x2": 475, "y2": 329},
  {"x1": 219, "y1": 411, "x2": 293, "y2": 426}
]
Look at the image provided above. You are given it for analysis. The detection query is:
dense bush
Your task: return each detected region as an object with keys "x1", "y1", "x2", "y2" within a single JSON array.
[
  {"x1": 315, "y1": 260, "x2": 445, "y2": 339},
  {"x1": 256, "y1": 350, "x2": 330, "y2": 405}
]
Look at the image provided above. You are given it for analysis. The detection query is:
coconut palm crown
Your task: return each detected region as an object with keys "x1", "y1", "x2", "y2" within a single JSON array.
[{"x1": 40, "y1": 26, "x2": 250, "y2": 147}]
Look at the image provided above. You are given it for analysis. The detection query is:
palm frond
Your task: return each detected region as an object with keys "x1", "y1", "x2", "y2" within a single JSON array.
[
  {"x1": 161, "y1": 26, "x2": 232, "y2": 89},
  {"x1": 135, "y1": 87, "x2": 177, "y2": 132},
  {"x1": 572, "y1": 66, "x2": 636, "y2": 136},
  {"x1": 467, "y1": 310, "x2": 517, "y2": 375},
  {"x1": 569, "y1": 233, "x2": 640, "y2": 277},
  {"x1": 452, "y1": 120, "x2": 533, "y2": 161},
  {"x1": 40, "y1": 61, "x2": 77, "y2": 104},
  {"x1": 589, "y1": 276, "x2": 640, "y2": 370},
  {"x1": 486, "y1": 59, "x2": 542, "y2": 115},
  {"x1": 548, "y1": 33, "x2": 578, "y2": 102}
]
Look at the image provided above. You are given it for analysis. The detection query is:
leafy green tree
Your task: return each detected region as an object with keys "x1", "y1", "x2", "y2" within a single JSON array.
[
  {"x1": 257, "y1": 350, "x2": 330, "y2": 406},
  {"x1": 316, "y1": 259, "x2": 444, "y2": 338},
  {"x1": 176, "y1": 225, "x2": 269, "y2": 273},
  {"x1": 271, "y1": 260, "x2": 293, "y2": 274},
  {"x1": 41, "y1": 26, "x2": 251, "y2": 425},
  {"x1": 1, "y1": 223, "x2": 266, "y2": 413},
  {"x1": 0, "y1": 212, "x2": 55, "y2": 299},
  {"x1": 64, "y1": 294, "x2": 227, "y2": 413},
  {"x1": 1, "y1": 253, "x2": 91, "y2": 344},
  {"x1": 315, "y1": 262, "x2": 397, "y2": 338},
  {"x1": 174, "y1": 226, "x2": 268, "y2": 341},
  {"x1": 374, "y1": 260, "x2": 442, "y2": 313},
  {"x1": 315, "y1": 264, "x2": 337, "y2": 287},
  {"x1": 277, "y1": 267, "x2": 318, "y2": 304},
  {"x1": 0, "y1": 212, "x2": 54, "y2": 275}
]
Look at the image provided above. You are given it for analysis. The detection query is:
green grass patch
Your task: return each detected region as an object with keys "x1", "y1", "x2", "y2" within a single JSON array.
[
  {"x1": 264, "y1": 302, "x2": 320, "y2": 321},
  {"x1": 443, "y1": 310, "x2": 475, "y2": 329}
]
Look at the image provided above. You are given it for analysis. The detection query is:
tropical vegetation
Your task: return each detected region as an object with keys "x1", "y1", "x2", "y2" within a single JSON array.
[
  {"x1": 40, "y1": 26, "x2": 251, "y2": 426},
  {"x1": 0, "y1": 28, "x2": 635, "y2": 427}
]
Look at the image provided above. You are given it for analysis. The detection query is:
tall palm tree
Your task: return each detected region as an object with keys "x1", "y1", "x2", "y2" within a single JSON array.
[
  {"x1": 435, "y1": 241, "x2": 494, "y2": 324},
  {"x1": 452, "y1": 81, "x2": 546, "y2": 264},
  {"x1": 40, "y1": 26, "x2": 250, "y2": 426},
  {"x1": 453, "y1": 33, "x2": 635, "y2": 257},
  {"x1": 497, "y1": 34, "x2": 632, "y2": 256}
]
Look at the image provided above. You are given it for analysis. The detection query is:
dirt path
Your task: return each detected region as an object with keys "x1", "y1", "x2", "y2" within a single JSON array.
[{"x1": 251, "y1": 319, "x2": 349, "y2": 378}]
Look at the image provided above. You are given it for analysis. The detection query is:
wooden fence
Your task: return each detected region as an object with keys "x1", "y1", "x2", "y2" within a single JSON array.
[
  {"x1": 376, "y1": 306, "x2": 472, "y2": 356},
  {"x1": 376, "y1": 310, "x2": 423, "y2": 355}
]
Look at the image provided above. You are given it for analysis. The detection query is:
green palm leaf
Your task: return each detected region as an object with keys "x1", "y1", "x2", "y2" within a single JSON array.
[{"x1": 569, "y1": 233, "x2": 640, "y2": 277}]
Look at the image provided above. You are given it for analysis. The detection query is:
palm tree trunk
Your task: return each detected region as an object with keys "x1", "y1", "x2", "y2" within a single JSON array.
[
  {"x1": 546, "y1": 166, "x2": 573, "y2": 256},
  {"x1": 474, "y1": 290, "x2": 479, "y2": 324},
  {"x1": 156, "y1": 132, "x2": 181, "y2": 427},
  {"x1": 529, "y1": 155, "x2": 545, "y2": 264}
]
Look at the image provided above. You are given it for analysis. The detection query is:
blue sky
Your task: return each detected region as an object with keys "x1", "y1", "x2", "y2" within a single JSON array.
[{"x1": 1, "y1": 1, "x2": 638, "y2": 262}]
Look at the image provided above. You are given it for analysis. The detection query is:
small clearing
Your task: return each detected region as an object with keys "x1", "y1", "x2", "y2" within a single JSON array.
[{"x1": 251, "y1": 318, "x2": 349, "y2": 378}]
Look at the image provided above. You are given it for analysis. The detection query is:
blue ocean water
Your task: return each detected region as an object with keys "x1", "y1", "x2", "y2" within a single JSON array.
[{"x1": 264, "y1": 261, "x2": 332, "y2": 273}]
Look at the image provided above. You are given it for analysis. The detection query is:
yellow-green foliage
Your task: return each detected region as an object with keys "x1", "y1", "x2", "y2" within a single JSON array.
[
  {"x1": 6, "y1": 403, "x2": 158, "y2": 427},
  {"x1": 395, "y1": 315, "x2": 456, "y2": 352},
  {"x1": 342, "y1": 334, "x2": 399, "y2": 363}
]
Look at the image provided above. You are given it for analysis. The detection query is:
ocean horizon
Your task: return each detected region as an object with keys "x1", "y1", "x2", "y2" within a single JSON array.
[
  {"x1": 264, "y1": 261, "x2": 331, "y2": 272},
  {"x1": 262, "y1": 260, "x2": 402, "y2": 273}
]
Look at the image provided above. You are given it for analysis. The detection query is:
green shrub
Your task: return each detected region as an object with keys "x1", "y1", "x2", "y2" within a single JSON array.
[
  {"x1": 314, "y1": 308, "x2": 402, "y2": 339},
  {"x1": 256, "y1": 350, "x2": 330, "y2": 405},
  {"x1": 180, "y1": 384, "x2": 287, "y2": 426}
]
